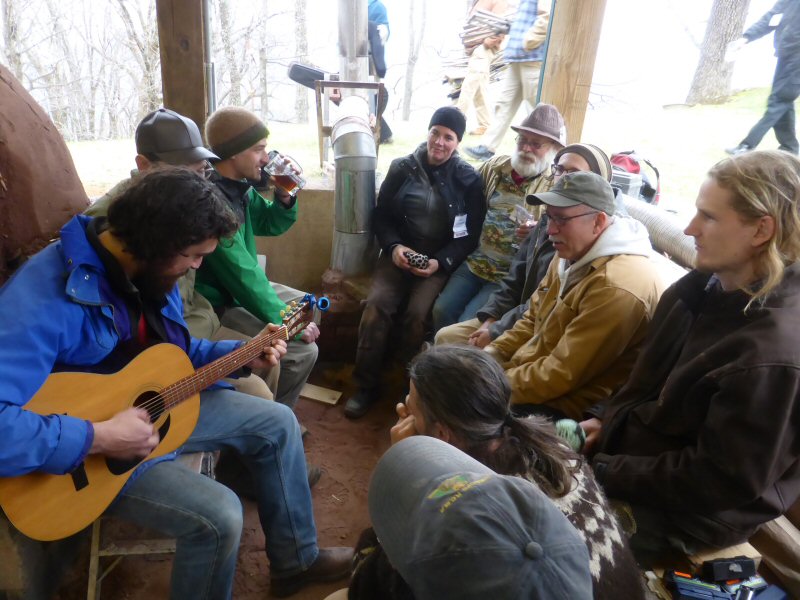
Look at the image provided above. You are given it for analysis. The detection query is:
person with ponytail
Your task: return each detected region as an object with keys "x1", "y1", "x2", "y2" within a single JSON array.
[{"x1": 382, "y1": 344, "x2": 644, "y2": 600}]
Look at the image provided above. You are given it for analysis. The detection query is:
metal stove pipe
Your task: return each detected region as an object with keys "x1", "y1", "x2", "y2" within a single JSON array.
[{"x1": 331, "y1": 0, "x2": 378, "y2": 275}]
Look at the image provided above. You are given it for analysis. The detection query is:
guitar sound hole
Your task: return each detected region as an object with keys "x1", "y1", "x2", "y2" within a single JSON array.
[{"x1": 105, "y1": 391, "x2": 171, "y2": 475}]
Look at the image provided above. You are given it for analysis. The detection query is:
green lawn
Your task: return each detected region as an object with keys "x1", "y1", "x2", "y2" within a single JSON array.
[{"x1": 70, "y1": 87, "x2": 794, "y2": 224}]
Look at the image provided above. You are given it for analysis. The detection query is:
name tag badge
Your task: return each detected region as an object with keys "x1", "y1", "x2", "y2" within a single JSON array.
[{"x1": 453, "y1": 214, "x2": 468, "y2": 239}]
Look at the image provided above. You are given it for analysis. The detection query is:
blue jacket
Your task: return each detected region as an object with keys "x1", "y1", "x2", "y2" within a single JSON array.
[
  {"x1": 743, "y1": 0, "x2": 800, "y2": 59},
  {"x1": 368, "y1": 0, "x2": 389, "y2": 34},
  {"x1": 0, "y1": 215, "x2": 240, "y2": 477}
]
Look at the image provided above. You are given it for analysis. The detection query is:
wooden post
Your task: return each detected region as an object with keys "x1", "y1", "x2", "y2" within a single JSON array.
[
  {"x1": 540, "y1": 0, "x2": 608, "y2": 144},
  {"x1": 155, "y1": 0, "x2": 209, "y2": 135}
]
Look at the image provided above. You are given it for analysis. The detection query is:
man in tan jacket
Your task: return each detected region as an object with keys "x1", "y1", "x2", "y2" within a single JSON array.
[{"x1": 485, "y1": 172, "x2": 663, "y2": 420}]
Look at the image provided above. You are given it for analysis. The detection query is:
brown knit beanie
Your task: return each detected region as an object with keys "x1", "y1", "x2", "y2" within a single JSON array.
[
  {"x1": 510, "y1": 103, "x2": 566, "y2": 147},
  {"x1": 554, "y1": 143, "x2": 613, "y2": 182},
  {"x1": 205, "y1": 107, "x2": 269, "y2": 160}
]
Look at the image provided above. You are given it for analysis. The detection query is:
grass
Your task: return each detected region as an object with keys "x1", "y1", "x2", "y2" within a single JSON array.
[{"x1": 69, "y1": 87, "x2": 795, "y2": 225}]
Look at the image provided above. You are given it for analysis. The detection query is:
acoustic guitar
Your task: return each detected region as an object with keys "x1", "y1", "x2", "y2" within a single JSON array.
[{"x1": 0, "y1": 297, "x2": 321, "y2": 541}]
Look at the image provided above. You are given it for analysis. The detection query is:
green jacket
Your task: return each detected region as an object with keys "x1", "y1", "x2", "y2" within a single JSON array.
[{"x1": 195, "y1": 174, "x2": 297, "y2": 325}]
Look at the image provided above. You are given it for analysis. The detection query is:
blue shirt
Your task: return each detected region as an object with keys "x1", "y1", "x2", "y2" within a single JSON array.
[{"x1": 505, "y1": 0, "x2": 545, "y2": 63}]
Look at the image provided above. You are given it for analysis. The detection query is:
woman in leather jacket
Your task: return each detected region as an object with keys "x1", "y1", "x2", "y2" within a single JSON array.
[{"x1": 344, "y1": 107, "x2": 486, "y2": 419}]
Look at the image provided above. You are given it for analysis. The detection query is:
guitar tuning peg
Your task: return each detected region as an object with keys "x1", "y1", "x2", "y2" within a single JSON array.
[{"x1": 280, "y1": 309, "x2": 286, "y2": 318}]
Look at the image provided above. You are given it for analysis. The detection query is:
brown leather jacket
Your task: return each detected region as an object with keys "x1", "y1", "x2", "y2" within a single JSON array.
[{"x1": 593, "y1": 267, "x2": 800, "y2": 547}]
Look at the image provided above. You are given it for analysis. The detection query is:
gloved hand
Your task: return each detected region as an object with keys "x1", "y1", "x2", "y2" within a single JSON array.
[{"x1": 377, "y1": 23, "x2": 389, "y2": 44}]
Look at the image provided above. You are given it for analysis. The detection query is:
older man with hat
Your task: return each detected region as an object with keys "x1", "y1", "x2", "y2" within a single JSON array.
[
  {"x1": 483, "y1": 171, "x2": 664, "y2": 420},
  {"x1": 435, "y1": 142, "x2": 624, "y2": 348},
  {"x1": 432, "y1": 103, "x2": 565, "y2": 332}
]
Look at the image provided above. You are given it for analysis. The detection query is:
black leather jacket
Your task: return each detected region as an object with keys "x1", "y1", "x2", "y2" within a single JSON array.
[{"x1": 373, "y1": 143, "x2": 485, "y2": 273}]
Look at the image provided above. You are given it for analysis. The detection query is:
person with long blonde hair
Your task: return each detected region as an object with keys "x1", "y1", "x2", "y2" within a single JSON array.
[{"x1": 583, "y1": 150, "x2": 800, "y2": 563}]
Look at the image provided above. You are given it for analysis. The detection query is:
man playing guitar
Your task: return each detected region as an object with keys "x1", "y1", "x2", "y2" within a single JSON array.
[{"x1": 0, "y1": 168, "x2": 352, "y2": 598}]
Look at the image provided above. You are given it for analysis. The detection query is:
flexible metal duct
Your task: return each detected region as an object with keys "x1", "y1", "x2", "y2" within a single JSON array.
[
  {"x1": 622, "y1": 196, "x2": 697, "y2": 270},
  {"x1": 330, "y1": 0, "x2": 378, "y2": 275}
]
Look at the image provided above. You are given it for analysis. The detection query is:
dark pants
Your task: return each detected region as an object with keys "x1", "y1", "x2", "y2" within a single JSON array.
[
  {"x1": 619, "y1": 503, "x2": 707, "y2": 568},
  {"x1": 742, "y1": 53, "x2": 800, "y2": 154},
  {"x1": 354, "y1": 254, "x2": 448, "y2": 390},
  {"x1": 377, "y1": 86, "x2": 392, "y2": 143}
]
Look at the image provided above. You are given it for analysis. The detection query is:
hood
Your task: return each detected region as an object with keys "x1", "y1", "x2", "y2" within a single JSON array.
[{"x1": 556, "y1": 216, "x2": 652, "y2": 296}]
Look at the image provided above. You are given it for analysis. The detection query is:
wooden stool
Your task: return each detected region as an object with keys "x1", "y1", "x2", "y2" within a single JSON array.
[{"x1": 86, "y1": 452, "x2": 217, "y2": 600}]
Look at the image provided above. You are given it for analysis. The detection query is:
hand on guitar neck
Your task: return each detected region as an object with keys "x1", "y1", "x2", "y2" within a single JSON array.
[{"x1": 244, "y1": 323, "x2": 288, "y2": 369}]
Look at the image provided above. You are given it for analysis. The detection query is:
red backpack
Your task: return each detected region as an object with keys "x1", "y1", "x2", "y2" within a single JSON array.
[{"x1": 610, "y1": 150, "x2": 660, "y2": 205}]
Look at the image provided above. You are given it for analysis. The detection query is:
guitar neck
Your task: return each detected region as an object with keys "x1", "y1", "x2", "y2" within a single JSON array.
[{"x1": 159, "y1": 326, "x2": 289, "y2": 411}]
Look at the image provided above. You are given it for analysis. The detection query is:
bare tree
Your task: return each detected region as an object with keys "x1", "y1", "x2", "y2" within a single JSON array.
[
  {"x1": 1, "y1": 0, "x2": 24, "y2": 79},
  {"x1": 402, "y1": 0, "x2": 427, "y2": 119},
  {"x1": 686, "y1": 0, "x2": 751, "y2": 104},
  {"x1": 259, "y1": 0, "x2": 270, "y2": 118},
  {"x1": 218, "y1": 0, "x2": 243, "y2": 105},
  {"x1": 113, "y1": 0, "x2": 161, "y2": 118},
  {"x1": 294, "y1": 0, "x2": 309, "y2": 123}
]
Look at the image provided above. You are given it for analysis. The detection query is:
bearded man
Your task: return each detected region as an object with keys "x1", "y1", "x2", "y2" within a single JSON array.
[{"x1": 432, "y1": 104, "x2": 565, "y2": 331}]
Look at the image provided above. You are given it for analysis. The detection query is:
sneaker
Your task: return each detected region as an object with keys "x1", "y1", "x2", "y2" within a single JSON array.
[
  {"x1": 724, "y1": 143, "x2": 751, "y2": 156},
  {"x1": 344, "y1": 387, "x2": 379, "y2": 419},
  {"x1": 270, "y1": 546, "x2": 354, "y2": 597},
  {"x1": 465, "y1": 145, "x2": 495, "y2": 161}
]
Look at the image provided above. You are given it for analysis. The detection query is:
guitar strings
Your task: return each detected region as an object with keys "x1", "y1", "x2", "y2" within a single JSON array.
[{"x1": 133, "y1": 308, "x2": 306, "y2": 420}]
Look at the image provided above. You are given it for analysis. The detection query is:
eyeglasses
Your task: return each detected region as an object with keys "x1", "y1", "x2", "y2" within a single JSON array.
[
  {"x1": 551, "y1": 164, "x2": 583, "y2": 177},
  {"x1": 545, "y1": 211, "x2": 599, "y2": 227},
  {"x1": 516, "y1": 135, "x2": 549, "y2": 151}
]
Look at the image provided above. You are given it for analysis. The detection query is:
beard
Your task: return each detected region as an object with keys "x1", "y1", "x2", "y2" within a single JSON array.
[
  {"x1": 511, "y1": 147, "x2": 558, "y2": 179},
  {"x1": 133, "y1": 263, "x2": 186, "y2": 299}
]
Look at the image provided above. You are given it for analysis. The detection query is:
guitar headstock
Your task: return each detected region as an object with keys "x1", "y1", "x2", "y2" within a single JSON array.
[{"x1": 281, "y1": 294, "x2": 329, "y2": 338}]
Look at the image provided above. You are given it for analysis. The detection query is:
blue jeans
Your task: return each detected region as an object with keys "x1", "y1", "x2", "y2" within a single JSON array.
[
  {"x1": 107, "y1": 389, "x2": 318, "y2": 600},
  {"x1": 432, "y1": 262, "x2": 501, "y2": 332}
]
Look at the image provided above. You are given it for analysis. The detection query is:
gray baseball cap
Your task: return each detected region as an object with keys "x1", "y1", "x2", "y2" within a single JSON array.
[
  {"x1": 135, "y1": 108, "x2": 218, "y2": 165},
  {"x1": 527, "y1": 171, "x2": 616, "y2": 216},
  {"x1": 369, "y1": 437, "x2": 593, "y2": 600}
]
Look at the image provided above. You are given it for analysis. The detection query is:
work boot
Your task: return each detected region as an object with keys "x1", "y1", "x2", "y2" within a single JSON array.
[
  {"x1": 465, "y1": 144, "x2": 495, "y2": 161},
  {"x1": 724, "y1": 143, "x2": 751, "y2": 156},
  {"x1": 344, "y1": 387, "x2": 379, "y2": 419},
  {"x1": 270, "y1": 546, "x2": 355, "y2": 597}
]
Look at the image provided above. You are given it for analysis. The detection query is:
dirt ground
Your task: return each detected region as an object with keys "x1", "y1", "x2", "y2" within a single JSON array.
[{"x1": 55, "y1": 361, "x2": 399, "y2": 600}]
